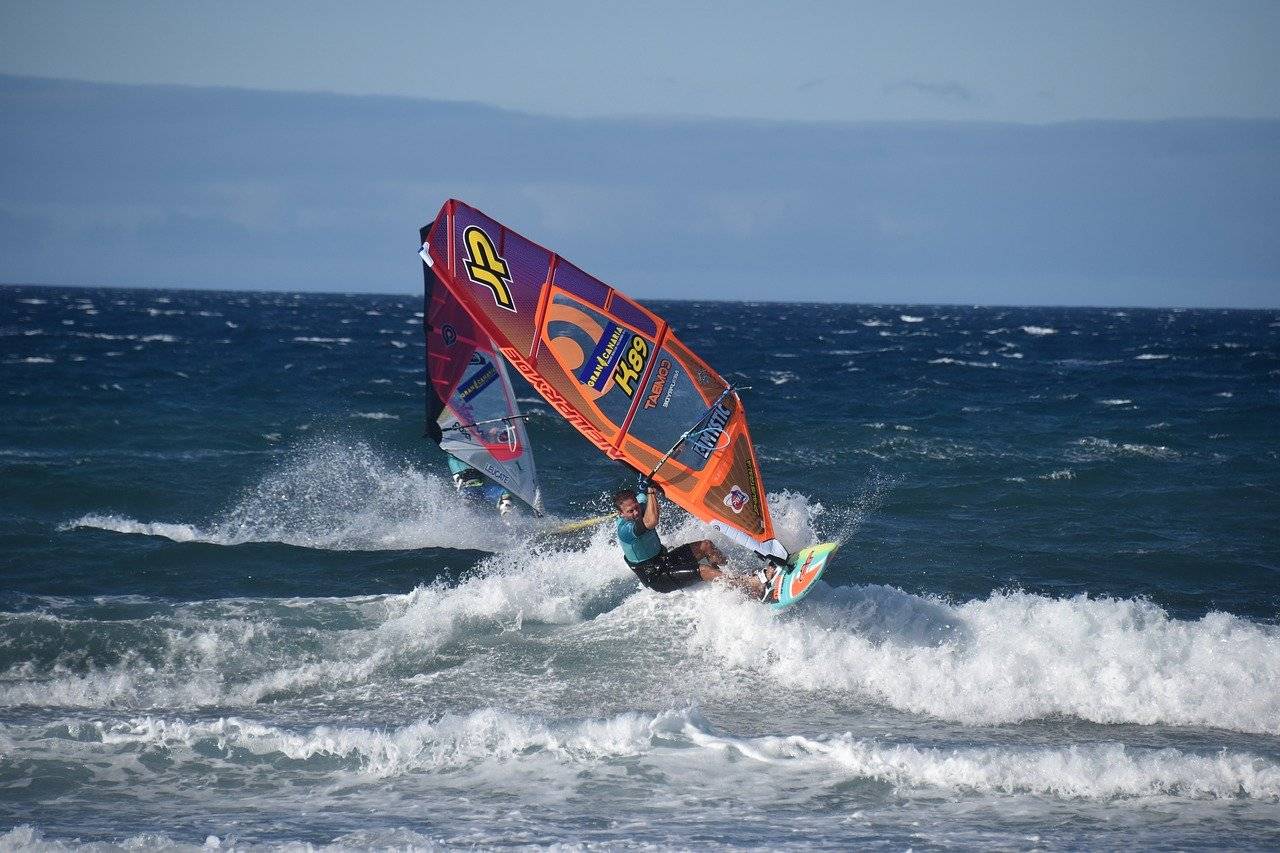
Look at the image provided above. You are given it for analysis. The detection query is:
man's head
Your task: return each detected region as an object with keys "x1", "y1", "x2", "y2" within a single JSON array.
[{"x1": 613, "y1": 488, "x2": 642, "y2": 521}]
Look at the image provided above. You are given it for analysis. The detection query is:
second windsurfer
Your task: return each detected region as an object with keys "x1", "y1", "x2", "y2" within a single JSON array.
[{"x1": 447, "y1": 454, "x2": 514, "y2": 516}]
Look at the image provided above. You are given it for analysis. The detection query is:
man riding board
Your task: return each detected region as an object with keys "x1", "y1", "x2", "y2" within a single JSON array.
[{"x1": 614, "y1": 483, "x2": 775, "y2": 599}]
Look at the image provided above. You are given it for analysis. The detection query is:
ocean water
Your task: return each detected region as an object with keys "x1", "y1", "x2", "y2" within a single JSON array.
[{"x1": 1, "y1": 283, "x2": 1278, "y2": 851}]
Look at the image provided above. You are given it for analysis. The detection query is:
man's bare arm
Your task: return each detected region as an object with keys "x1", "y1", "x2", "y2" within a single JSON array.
[{"x1": 643, "y1": 487, "x2": 660, "y2": 530}]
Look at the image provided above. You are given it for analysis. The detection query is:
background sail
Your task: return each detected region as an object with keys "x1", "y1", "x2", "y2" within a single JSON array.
[
  {"x1": 422, "y1": 244, "x2": 542, "y2": 514},
  {"x1": 419, "y1": 200, "x2": 781, "y2": 558}
]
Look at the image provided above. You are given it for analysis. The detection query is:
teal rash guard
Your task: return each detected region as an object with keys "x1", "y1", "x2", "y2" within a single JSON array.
[{"x1": 616, "y1": 492, "x2": 663, "y2": 564}]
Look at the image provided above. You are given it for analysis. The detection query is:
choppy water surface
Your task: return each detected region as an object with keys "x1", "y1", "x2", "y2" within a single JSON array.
[{"x1": 2, "y1": 285, "x2": 1278, "y2": 850}]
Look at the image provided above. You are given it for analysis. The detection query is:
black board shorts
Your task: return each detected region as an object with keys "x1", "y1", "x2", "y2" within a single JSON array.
[{"x1": 627, "y1": 543, "x2": 703, "y2": 593}]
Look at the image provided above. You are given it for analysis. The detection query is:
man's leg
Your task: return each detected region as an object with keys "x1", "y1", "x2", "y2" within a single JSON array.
[
  {"x1": 698, "y1": 564, "x2": 762, "y2": 596},
  {"x1": 690, "y1": 539, "x2": 726, "y2": 566},
  {"x1": 687, "y1": 540, "x2": 775, "y2": 599}
]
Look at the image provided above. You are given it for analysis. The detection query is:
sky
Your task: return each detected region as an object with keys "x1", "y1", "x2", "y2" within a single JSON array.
[
  {"x1": 4, "y1": 1, "x2": 1279, "y2": 124},
  {"x1": 1, "y1": 1, "x2": 1278, "y2": 306}
]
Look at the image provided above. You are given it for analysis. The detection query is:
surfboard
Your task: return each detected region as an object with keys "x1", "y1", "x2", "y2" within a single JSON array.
[{"x1": 769, "y1": 542, "x2": 838, "y2": 610}]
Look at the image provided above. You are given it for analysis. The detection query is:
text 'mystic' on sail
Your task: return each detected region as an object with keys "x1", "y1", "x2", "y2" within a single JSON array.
[{"x1": 419, "y1": 199, "x2": 785, "y2": 561}]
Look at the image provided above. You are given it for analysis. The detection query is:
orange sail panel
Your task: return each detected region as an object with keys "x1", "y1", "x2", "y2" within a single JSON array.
[{"x1": 419, "y1": 200, "x2": 783, "y2": 559}]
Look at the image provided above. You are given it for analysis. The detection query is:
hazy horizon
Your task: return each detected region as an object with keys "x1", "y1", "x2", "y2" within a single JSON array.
[{"x1": 4, "y1": 277, "x2": 1276, "y2": 314}]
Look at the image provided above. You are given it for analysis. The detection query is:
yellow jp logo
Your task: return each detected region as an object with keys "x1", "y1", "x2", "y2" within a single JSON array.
[{"x1": 463, "y1": 226, "x2": 516, "y2": 312}]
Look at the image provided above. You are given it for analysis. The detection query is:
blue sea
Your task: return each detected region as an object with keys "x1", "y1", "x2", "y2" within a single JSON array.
[{"x1": 2, "y1": 283, "x2": 1278, "y2": 851}]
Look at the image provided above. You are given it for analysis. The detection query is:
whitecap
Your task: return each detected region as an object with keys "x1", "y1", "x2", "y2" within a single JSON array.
[
  {"x1": 928, "y1": 357, "x2": 999, "y2": 368},
  {"x1": 696, "y1": 586, "x2": 1280, "y2": 735},
  {"x1": 1070, "y1": 438, "x2": 1178, "y2": 460},
  {"x1": 61, "y1": 708, "x2": 1280, "y2": 798}
]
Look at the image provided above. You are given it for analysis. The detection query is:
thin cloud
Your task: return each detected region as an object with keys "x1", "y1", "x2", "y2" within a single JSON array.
[{"x1": 885, "y1": 79, "x2": 976, "y2": 103}]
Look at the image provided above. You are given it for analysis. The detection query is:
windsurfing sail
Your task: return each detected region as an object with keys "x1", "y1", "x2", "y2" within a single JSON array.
[
  {"x1": 418, "y1": 200, "x2": 786, "y2": 561},
  {"x1": 422, "y1": 230, "x2": 543, "y2": 514}
]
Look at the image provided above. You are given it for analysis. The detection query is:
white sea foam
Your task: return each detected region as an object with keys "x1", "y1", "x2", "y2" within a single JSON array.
[
  {"x1": 1, "y1": 521, "x2": 639, "y2": 710},
  {"x1": 65, "y1": 439, "x2": 524, "y2": 552},
  {"x1": 1070, "y1": 437, "x2": 1179, "y2": 460},
  {"x1": 900, "y1": 315, "x2": 924, "y2": 323},
  {"x1": 1022, "y1": 326, "x2": 1057, "y2": 335},
  {"x1": 350, "y1": 411, "x2": 399, "y2": 420},
  {"x1": 8, "y1": 537, "x2": 1280, "y2": 738},
  {"x1": 291, "y1": 337, "x2": 352, "y2": 344},
  {"x1": 71, "y1": 332, "x2": 179, "y2": 343},
  {"x1": 928, "y1": 357, "x2": 999, "y2": 368},
  {"x1": 15, "y1": 706, "x2": 1276, "y2": 801},
  {"x1": 689, "y1": 586, "x2": 1280, "y2": 735},
  {"x1": 31, "y1": 478, "x2": 1280, "y2": 738},
  {"x1": 1135, "y1": 353, "x2": 1171, "y2": 360}
]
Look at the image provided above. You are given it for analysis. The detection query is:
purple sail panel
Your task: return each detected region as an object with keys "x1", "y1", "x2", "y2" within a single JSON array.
[
  {"x1": 450, "y1": 205, "x2": 550, "y2": 358},
  {"x1": 552, "y1": 259, "x2": 610, "y2": 310},
  {"x1": 609, "y1": 294, "x2": 658, "y2": 337}
]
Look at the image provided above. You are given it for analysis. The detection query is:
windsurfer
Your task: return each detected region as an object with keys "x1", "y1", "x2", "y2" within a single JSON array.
[
  {"x1": 614, "y1": 485, "x2": 773, "y2": 598},
  {"x1": 447, "y1": 454, "x2": 513, "y2": 516}
]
